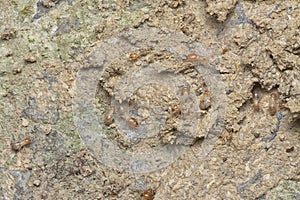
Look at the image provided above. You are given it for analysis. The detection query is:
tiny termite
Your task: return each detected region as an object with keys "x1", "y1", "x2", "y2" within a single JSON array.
[
  {"x1": 252, "y1": 89, "x2": 260, "y2": 111},
  {"x1": 104, "y1": 108, "x2": 114, "y2": 126},
  {"x1": 199, "y1": 90, "x2": 211, "y2": 110},
  {"x1": 141, "y1": 188, "x2": 155, "y2": 200},
  {"x1": 129, "y1": 52, "x2": 140, "y2": 62},
  {"x1": 186, "y1": 53, "x2": 199, "y2": 62},
  {"x1": 181, "y1": 85, "x2": 190, "y2": 96},
  {"x1": 169, "y1": 104, "x2": 181, "y2": 116},
  {"x1": 219, "y1": 131, "x2": 233, "y2": 142},
  {"x1": 180, "y1": 26, "x2": 189, "y2": 35},
  {"x1": 11, "y1": 136, "x2": 32, "y2": 152},
  {"x1": 196, "y1": 81, "x2": 207, "y2": 95},
  {"x1": 183, "y1": 13, "x2": 195, "y2": 24},
  {"x1": 269, "y1": 93, "x2": 278, "y2": 116},
  {"x1": 127, "y1": 117, "x2": 139, "y2": 128},
  {"x1": 185, "y1": 53, "x2": 208, "y2": 65},
  {"x1": 221, "y1": 48, "x2": 229, "y2": 54}
]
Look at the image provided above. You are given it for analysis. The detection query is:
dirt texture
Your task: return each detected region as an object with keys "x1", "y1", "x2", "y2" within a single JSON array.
[{"x1": 0, "y1": 0, "x2": 299, "y2": 200}]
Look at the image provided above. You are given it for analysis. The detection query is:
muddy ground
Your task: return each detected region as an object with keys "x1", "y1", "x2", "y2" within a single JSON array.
[{"x1": 0, "y1": 0, "x2": 299, "y2": 199}]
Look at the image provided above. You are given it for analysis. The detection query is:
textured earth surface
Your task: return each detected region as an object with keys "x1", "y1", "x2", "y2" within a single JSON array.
[{"x1": 0, "y1": 0, "x2": 299, "y2": 199}]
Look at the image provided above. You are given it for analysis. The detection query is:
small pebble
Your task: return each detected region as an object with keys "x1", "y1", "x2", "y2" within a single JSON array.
[
  {"x1": 41, "y1": 124, "x2": 52, "y2": 135},
  {"x1": 0, "y1": 28, "x2": 16, "y2": 40},
  {"x1": 253, "y1": 132, "x2": 260, "y2": 138},
  {"x1": 12, "y1": 68, "x2": 22, "y2": 75},
  {"x1": 279, "y1": 134, "x2": 285, "y2": 141},
  {"x1": 41, "y1": 0, "x2": 55, "y2": 8},
  {"x1": 5, "y1": 51, "x2": 13, "y2": 57},
  {"x1": 286, "y1": 146, "x2": 294, "y2": 153},
  {"x1": 68, "y1": 50, "x2": 75, "y2": 56},
  {"x1": 135, "y1": 60, "x2": 142, "y2": 66},
  {"x1": 22, "y1": 118, "x2": 29, "y2": 127},
  {"x1": 33, "y1": 179, "x2": 41, "y2": 187},
  {"x1": 25, "y1": 56, "x2": 37, "y2": 63}
]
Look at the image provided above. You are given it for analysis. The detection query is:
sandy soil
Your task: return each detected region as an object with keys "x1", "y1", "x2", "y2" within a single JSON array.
[{"x1": 0, "y1": 0, "x2": 299, "y2": 199}]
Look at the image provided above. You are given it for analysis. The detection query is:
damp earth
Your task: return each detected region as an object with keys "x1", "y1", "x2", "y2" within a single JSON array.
[{"x1": 0, "y1": 0, "x2": 299, "y2": 199}]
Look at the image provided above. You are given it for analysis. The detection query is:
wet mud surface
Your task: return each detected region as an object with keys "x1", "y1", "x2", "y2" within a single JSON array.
[{"x1": 0, "y1": 0, "x2": 299, "y2": 199}]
